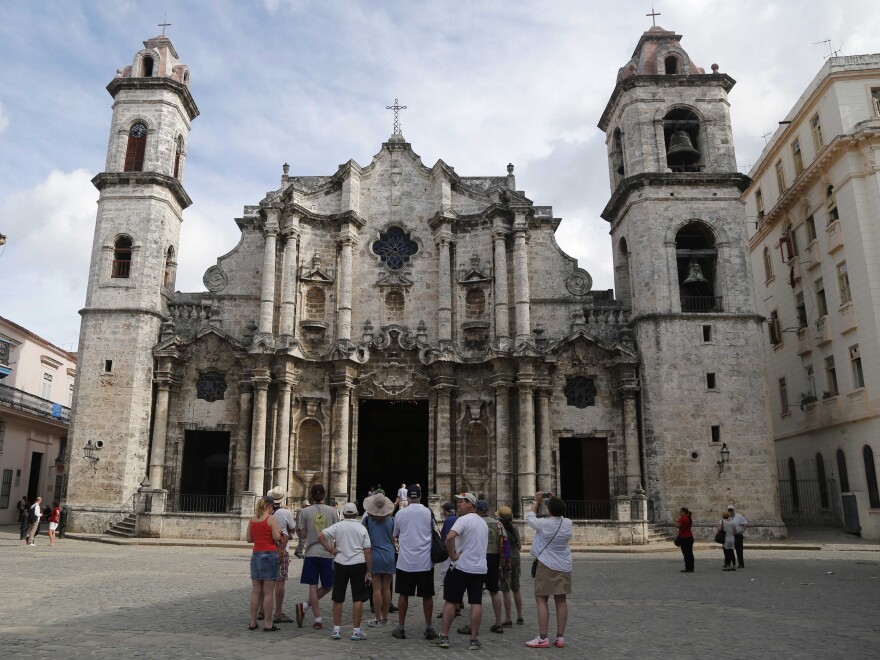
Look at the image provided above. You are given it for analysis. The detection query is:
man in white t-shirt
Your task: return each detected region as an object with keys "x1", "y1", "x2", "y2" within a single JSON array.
[
  {"x1": 268, "y1": 487, "x2": 297, "y2": 624},
  {"x1": 429, "y1": 491, "x2": 488, "y2": 651},
  {"x1": 396, "y1": 483, "x2": 409, "y2": 509},
  {"x1": 727, "y1": 505, "x2": 749, "y2": 568},
  {"x1": 318, "y1": 502, "x2": 372, "y2": 641},
  {"x1": 391, "y1": 484, "x2": 437, "y2": 641},
  {"x1": 25, "y1": 497, "x2": 42, "y2": 546}
]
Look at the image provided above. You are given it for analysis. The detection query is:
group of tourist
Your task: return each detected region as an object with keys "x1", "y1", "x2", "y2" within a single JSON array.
[
  {"x1": 674, "y1": 504, "x2": 749, "y2": 572},
  {"x1": 18, "y1": 496, "x2": 62, "y2": 547},
  {"x1": 246, "y1": 484, "x2": 573, "y2": 649}
]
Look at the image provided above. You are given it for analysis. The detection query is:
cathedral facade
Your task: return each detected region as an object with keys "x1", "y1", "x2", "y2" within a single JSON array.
[{"x1": 65, "y1": 28, "x2": 785, "y2": 540}]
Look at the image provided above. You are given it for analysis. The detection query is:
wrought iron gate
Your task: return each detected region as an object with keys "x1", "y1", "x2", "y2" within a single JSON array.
[{"x1": 778, "y1": 477, "x2": 842, "y2": 526}]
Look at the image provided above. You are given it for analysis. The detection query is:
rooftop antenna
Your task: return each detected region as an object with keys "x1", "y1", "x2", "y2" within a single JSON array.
[
  {"x1": 814, "y1": 38, "x2": 842, "y2": 59},
  {"x1": 761, "y1": 130, "x2": 773, "y2": 146}
]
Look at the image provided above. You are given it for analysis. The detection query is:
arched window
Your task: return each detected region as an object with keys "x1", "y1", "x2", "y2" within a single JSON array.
[
  {"x1": 816, "y1": 453, "x2": 830, "y2": 508},
  {"x1": 664, "y1": 55, "x2": 680, "y2": 74},
  {"x1": 123, "y1": 122, "x2": 147, "y2": 172},
  {"x1": 611, "y1": 127, "x2": 625, "y2": 178},
  {"x1": 676, "y1": 222, "x2": 718, "y2": 312},
  {"x1": 384, "y1": 290, "x2": 405, "y2": 324},
  {"x1": 837, "y1": 449, "x2": 850, "y2": 492},
  {"x1": 112, "y1": 236, "x2": 132, "y2": 278},
  {"x1": 864, "y1": 445, "x2": 880, "y2": 508},
  {"x1": 763, "y1": 247, "x2": 773, "y2": 281},
  {"x1": 663, "y1": 108, "x2": 701, "y2": 172},
  {"x1": 465, "y1": 288, "x2": 485, "y2": 320},
  {"x1": 826, "y1": 185, "x2": 839, "y2": 224},
  {"x1": 164, "y1": 246, "x2": 175, "y2": 288},
  {"x1": 173, "y1": 136, "x2": 184, "y2": 178},
  {"x1": 305, "y1": 287, "x2": 325, "y2": 319},
  {"x1": 142, "y1": 56, "x2": 154, "y2": 78},
  {"x1": 788, "y1": 458, "x2": 800, "y2": 510},
  {"x1": 297, "y1": 420, "x2": 323, "y2": 471}
]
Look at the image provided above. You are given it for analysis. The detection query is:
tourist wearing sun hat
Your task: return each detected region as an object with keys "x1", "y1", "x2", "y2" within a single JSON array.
[
  {"x1": 496, "y1": 506, "x2": 524, "y2": 627},
  {"x1": 265, "y1": 486, "x2": 296, "y2": 624},
  {"x1": 363, "y1": 493, "x2": 396, "y2": 627}
]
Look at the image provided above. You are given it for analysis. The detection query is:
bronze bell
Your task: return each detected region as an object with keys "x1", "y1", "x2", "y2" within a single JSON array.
[
  {"x1": 666, "y1": 131, "x2": 701, "y2": 166},
  {"x1": 682, "y1": 259, "x2": 708, "y2": 285}
]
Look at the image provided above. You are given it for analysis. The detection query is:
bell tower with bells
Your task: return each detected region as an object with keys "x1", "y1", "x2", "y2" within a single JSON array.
[{"x1": 598, "y1": 25, "x2": 785, "y2": 537}]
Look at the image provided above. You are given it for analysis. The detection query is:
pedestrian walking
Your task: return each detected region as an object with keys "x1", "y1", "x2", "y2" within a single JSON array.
[
  {"x1": 24, "y1": 497, "x2": 42, "y2": 546},
  {"x1": 363, "y1": 493, "x2": 395, "y2": 628},
  {"x1": 48, "y1": 501, "x2": 61, "y2": 546},
  {"x1": 525, "y1": 492, "x2": 572, "y2": 649},
  {"x1": 391, "y1": 484, "x2": 438, "y2": 640},
  {"x1": 719, "y1": 511, "x2": 738, "y2": 571},
  {"x1": 675, "y1": 507, "x2": 695, "y2": 573},
  {"x1": 295, "y1": 484, "x2": 337, "y2": 629},
  {"x1": 17, "y1": 496, "x2": 29, "y2": 540},
  {"x1": 727, "y1": 505, "x2": 748, "y2": 568},
  {"x1": 395, "y1": 483, "x2": 409, "y2": 509},
  {"x1": 497, "y1": 506, "x2": 524, "y2": 626},
  {"x1": 246, "y1": 495, "x2": 282, "y2": 631},
  {"x1": 429, "y1": 491, "x2": 488, "y2": 651},
  {"x1": 318, "y1": 502, "x2": 372, "y2": 641}
]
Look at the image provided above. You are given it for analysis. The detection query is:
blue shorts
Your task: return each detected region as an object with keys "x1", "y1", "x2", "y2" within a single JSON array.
[
  {"x1": 300, "y1": 556, "x2": 334, "y2": 588},
  {"x1": 251, "y1": 551, "x2": 280, "y2": 580}
]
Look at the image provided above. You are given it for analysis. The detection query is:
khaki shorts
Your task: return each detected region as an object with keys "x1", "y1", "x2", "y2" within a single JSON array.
[
  {"x1": 533, "y1": 561, "x2": 571, "y2": 597},
  {"x1": 499, "y1": 554, "x2": 521, "y2": 593}
]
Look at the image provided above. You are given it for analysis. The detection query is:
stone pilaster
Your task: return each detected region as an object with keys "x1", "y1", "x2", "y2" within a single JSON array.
[
  {"x1": 233, "y1": 382, "x2": 253, "y2": 504},
  {"x1": 258, "y1": 208, "x2": 280, "y2": 336},
  {"x1": 248, "y1": 370, "x2": 271, "y2": 494},
  {"x1": 437, "y1": 237, "x2": 453, "y2": 342},
  {"x1": 434, "y1": 384, "x2": 454, "y2": 499},
  {"x1": 512, "y1": 214, "x2": 531, "y2": 342},
  {"x1": 492, "y1": 376, "x2": 512, "y2": 506},
  {"x1": 273, "y1": 379, "x2": 293, "y2": 491},
  {"x1": 278, "y1": 228, "x2": 300, "y2": 338},
  {"x1": 330, "y1": 371, "x2": 355, "y2": 498},
  {"x1": 147, "y1": 381, "x2": 171, "y2": 490},
  {"x1": 536, "y1": 387, "x2": 553, "y2": 492},
  {"x1": 623, "y1": 393, "x2": 641, "y2": 493},
  {"x1": 492, "y1": 225, "x2": 510, "y2": 350},
  {"x1": 516, "y1": 370, "x2": 536, "y2": 513},
  {"x1": 337, "y1": 237, "x2": 355, "y2": 342}
]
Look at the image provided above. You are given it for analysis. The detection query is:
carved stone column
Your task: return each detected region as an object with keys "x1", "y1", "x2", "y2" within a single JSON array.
[
  {"x1": 233, "y1": 382, "x2": 253, "y2": 501},
  {"x1": 516, "y1": 370, "x2": 536, "y2": 513},
  {"x1": 512, "y1": 214, "x2": 531, "y2": 342},
  {"x1": 623, "y1": 393, "x2": 641, "y2": 494},
  {"x1": 536, "y1": 387, "x2": 553, "y2": 492},
  {"x1": 337, "y1": 237, "x2": 354, "y2": 342},
  {"x1": 278, "y1": 229, "x2": 300, "y2": 338},
  {"x1": 330, "y1": 372, "x2": 354, "y2": 498},
  {"x1": 258, "y1": 209, "x2": 280, "y2": 336},
  {"x1": 248, "y1": 370, "x2": 271, "y2": 494},
  {"x1": 437, "y1": 238, "x2": 453, "y2": 342},
  {"x1": 147, "y1": 381, "x2": 171, "y2": 490},
  {"x1": 433, "y1": 382, "x2": 454, "y2": 499},
  {"x1": 492, "y1": 226, "x2": 510, "y2": 350},
  {"x1": 492, "y1": 377, "x2": 512, "y2": 506},
  {"x1": 273, "y1": 379, "x2": 293, "y2": 491}
]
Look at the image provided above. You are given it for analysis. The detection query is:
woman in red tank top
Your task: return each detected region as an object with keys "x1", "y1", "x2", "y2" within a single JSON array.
[
  {"x1": 246, "y1": 495, "x2": 281, "y2": 630},
  {"x1": 675, "y1": 507, "x2": 695, "y2": 573}
]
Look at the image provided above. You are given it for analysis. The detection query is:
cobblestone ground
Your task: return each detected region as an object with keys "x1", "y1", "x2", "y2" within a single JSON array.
[{"x1": 1, "y1": 530, "x2": 879, "y2": 658}]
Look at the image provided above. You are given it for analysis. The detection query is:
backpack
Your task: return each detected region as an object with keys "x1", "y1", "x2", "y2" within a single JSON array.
[
  {"x1": 497, "y1": 520, "x2": 510, "y2": 559},
  {"x1": 27, "y1": 507, "x2": 38, "y2": 524}
]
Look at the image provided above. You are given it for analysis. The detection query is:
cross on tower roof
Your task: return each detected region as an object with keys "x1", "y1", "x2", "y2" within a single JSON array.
[
  {"x1": 646, "y1": 5, "x2": 661, "y2": 27},
  {"x1": 159, "y1": 14, "x2": 171, "y2": 36},
  {"x1": 386, "y1": 98, "x2": 407, "y2": 135}
]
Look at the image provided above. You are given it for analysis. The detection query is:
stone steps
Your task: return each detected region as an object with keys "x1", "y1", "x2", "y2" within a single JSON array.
[
  {"x1": 646, "y1": 524, "x2": 676, "y2": 544},
  {"x1": 105, "y1": 514, "x2": 137, "y2": 538}
]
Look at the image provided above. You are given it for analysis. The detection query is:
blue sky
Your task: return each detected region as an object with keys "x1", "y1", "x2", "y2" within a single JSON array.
[{"x1": 1, "y1": 0, "x2": 877, "y2": 349}]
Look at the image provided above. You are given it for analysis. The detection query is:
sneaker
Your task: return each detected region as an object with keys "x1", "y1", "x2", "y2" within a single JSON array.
[
  {"x1": 425, "y1": 628, "x2": 438, "y2": 640},
  {"x1": 331, "y1": 630, "x2": 341, "y2": 640},
  {"x1": 490, "y1": 624, "x2": 504, "y2": 634},
  {"x1": 526, "y1": 636, "x2": 550, "y2": 648},
  {"x1": 28, "y1": 544, "x2": 36, "y2": 547},
  {"x1": 428, "y1": 636, "x2": 450, "y2": 648},
  {"x1": 554, "y1": 636, "x2": 566, "y2": 648},
  {"x1": 295, "y1": 602, "x2": 305, "y2": 628},
  {"x1": 468, "y1": 639, "x2": 482, "y2": 651},
  {"x1": 391, "y1": 627, "x2": 406, "y2": 639},
  {"x1": 367, "y1": 619, "x2": 383, "y2": 628},
  {"x1": 351, "y1": 630, "x2": 368, "y2": 641},
  {"x1": 313, "y1": 621, "x2": 323, "y2": 630}
]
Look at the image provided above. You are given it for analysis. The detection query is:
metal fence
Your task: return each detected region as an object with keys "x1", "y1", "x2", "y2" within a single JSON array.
[
  {"x1": 0, "y1": 384, "x2": 71, "y2": 422},
  {"x1": 778, "y1": 478, "x2": 842, "y2": 526},
  {"x1": 178, "y1": 494, "x2": 228, "y2": 513},
  {"x1": 564, "y1": 500, "x2": 611, "y2": 520}
]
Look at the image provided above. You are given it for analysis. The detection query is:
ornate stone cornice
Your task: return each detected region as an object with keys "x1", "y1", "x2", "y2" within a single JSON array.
[
  {"x1": 107, "y1": 76, "x2": 200, "y2": 121},
  {"x1": 92, "y1": 171, "x2": 193, "y2": 210}
]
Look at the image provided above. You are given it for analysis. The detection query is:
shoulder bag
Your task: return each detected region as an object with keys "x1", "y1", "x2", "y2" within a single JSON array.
[
  {"x1": 531, "y1": 519, "x2": 563, "y2": 578},
  {"x1": 714, "y1": 521, "x2": 726, "y2": 545},
  {"x1": 430, "y1": 511, "x2": 448, "y2": 563}
]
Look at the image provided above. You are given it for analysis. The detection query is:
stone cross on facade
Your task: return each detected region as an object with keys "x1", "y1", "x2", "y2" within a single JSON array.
[
  {"x1": 646, "y1": 6, "x2": 661, "y2": 27},
  {"x1": 386, "y1": 98, "x2": 407, "y2": 135}
]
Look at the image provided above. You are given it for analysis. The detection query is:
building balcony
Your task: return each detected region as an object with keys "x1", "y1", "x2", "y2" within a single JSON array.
[
  {"x1": 839, "y1": 302, "x2": 857, "y2": 334},
  {"x1": 0, "y1": 383, "x2": 70, "y2": 423},
  {"x1": 826, "y1": 221, "x2": 844, "y2": 253},
  {"x1": 680, "y1": 296, "x2": 723, "y2": 313},
  {"x1": 804, "y1": 240, "x2": 821, "y2": 270},
  {"x1": 815, "y1": 316, "x2": 832, "y2": 346},
  {"x1": 796, "y1": 327, "x2": 812, "y2": 355}
]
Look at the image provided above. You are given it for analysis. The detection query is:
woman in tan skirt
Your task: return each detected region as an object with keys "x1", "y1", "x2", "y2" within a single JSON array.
[{"x1": 524, "y1": 492, "x2": 573, "y2": 649}]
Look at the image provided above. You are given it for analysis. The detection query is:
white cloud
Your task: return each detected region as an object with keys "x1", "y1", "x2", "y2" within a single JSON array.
[{"x1": 0, "y1": 100, "x2": 8, "y2": 134}]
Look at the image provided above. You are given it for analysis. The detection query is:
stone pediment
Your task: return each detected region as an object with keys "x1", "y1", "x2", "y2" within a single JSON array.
[
  {"x1": 300, "y1": 252, "x2": 335, "y2": 283},
  {"x1": 376, "y1": 271, "x2": 414, "y2": 289},
  {"x1": 548, "y1": 330, "x2": 638, "y2": 362},
  {"x1": 154, "y1": 325, "x2": 245, "y2": 355}
]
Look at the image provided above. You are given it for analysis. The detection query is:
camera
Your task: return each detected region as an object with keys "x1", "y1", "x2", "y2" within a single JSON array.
[{"x1": 542, "y1": 492, "x2": 552, "y2": 500}]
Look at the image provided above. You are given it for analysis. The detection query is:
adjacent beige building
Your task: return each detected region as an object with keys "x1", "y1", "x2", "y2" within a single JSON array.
[
  {"x1": 746, "y1": 55, "x2": 880, "y2": 540},
  {"x1": 0, "y1": 316, "x2": 76, "y2": 524}
]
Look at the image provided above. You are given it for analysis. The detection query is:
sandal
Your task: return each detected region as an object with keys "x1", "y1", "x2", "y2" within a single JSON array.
[
  {"x1": 274, "y1": 613, "x2": 294, "y2": 623},
  {"x1": 248, "y1": 624, "x2": 258, "y2": 631},
  {"x1": 457, "y1": 623, "x2": 471, "y2": 635},
  {"x1": 263, "y1": 625, "x2": 279, "y2": 632},
  {"x1": 490, "y1": 624, "x2": 505, "y2": 633}
]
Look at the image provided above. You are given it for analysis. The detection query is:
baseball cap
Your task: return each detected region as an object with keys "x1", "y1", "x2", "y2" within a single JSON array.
[
  {"x1": 475, "y1": 499, "x2": 489, "y2": 512},
  {"x1": 407, "y1": 484, "x2": 422, "y2": 499},
  {"x1": 455, "y1": 492, "x2": 477, "y2": 505},
  {"x1": 441, "y1": 501, "x2": 455, "y2": 513},
  {"x1": 342, "y1": 502, "x2": 359, "y2": 516},
  {"x1": 727, "y1": 505, "x2": 735, "y2": 511}
]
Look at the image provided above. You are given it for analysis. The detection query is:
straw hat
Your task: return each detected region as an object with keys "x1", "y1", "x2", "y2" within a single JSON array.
[
  {"x1": 363, "y1": 493, "x2": 394, "y2": 516},
  {"x1": 266, "y1": 486, "x2": 286, "y2": 505}
]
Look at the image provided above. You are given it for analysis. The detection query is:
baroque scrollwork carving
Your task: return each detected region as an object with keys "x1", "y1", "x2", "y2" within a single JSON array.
[
  {"x1": 566, "y1": 268, "x2": 592, "y2": 296},
  {"x1": 203, "y1": 265, "x2": 228, "y2": 292}
]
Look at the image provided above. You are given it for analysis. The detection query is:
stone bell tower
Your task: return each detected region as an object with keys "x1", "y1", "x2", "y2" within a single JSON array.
[
  {"x1": 598, "y1": 26, "x2": 784, "y2": 537},
  {"x1": 66, "y1": 35, "x2": 199, "y2": 532}
]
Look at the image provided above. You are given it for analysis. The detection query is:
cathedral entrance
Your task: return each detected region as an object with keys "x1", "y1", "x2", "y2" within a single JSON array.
[
  {"x1": 179, "y1": 430, "x2": 230, "y2": 513},
  {"x1": 357, "y1": 400, "x2": 428, "y2": 505},
  {"x1": 559, "y1": 437, "x2": 611, "y2": 519}
]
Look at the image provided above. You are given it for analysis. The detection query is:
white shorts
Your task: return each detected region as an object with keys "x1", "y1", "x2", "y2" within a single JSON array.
[{"x1": 49, "y1": 522, "x2": 58, "y2": 531}]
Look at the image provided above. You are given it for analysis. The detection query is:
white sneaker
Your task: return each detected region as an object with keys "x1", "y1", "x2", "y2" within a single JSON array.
[{"x1": 28, "y1": 543, "x2": 36, "y2": 547}]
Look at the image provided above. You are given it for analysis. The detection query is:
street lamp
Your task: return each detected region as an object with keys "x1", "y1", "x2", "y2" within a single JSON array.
[
  {"x1": 83, "y1": 440, "x2": 100, "y2": 475},
  {"x1": 717, "y1": 442, "x2": 730, "y2": 476}
]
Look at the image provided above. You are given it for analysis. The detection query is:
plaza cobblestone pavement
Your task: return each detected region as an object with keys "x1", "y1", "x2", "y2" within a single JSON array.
[{"x1": 1, "y1": 526, "x2": 879, "y2": 659}]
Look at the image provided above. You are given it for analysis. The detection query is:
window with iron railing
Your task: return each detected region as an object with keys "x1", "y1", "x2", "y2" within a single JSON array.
[{"x1": 0, "y1": 340, "x2": 10, "y2": 366}]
